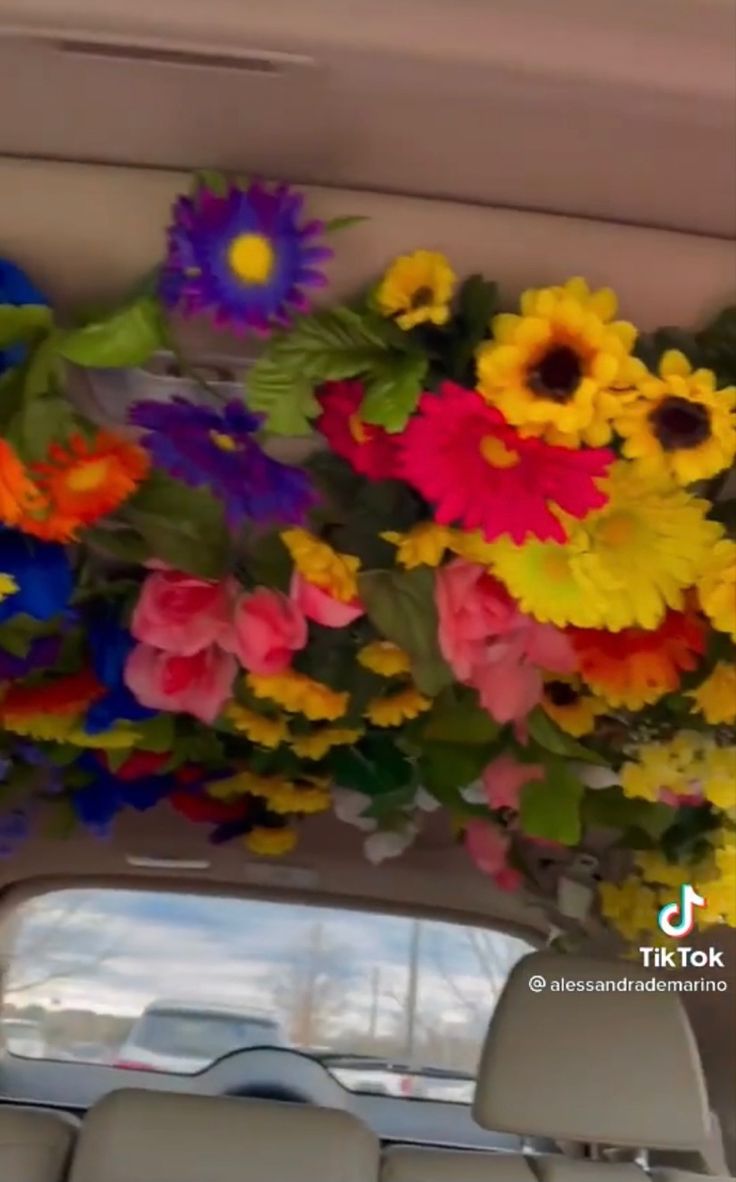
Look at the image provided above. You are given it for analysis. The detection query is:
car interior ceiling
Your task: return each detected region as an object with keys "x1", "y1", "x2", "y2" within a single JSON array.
[{"x1": 0, "y1": 0, "x2": 735, "y2": 1179}]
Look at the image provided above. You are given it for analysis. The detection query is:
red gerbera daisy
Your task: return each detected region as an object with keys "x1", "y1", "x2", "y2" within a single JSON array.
[
  {"x1": 400, "y1": 383, "x2": 614, "y2": 542},
  {"x1": 0, "y1": 669, "x2": 104, "y2": 719},
  {"x1": 569, "y1": 609, "x2": 706, "y2": 709},
  {"x1": 316, "y1": 380, "x2": 401, "y2": 480}
]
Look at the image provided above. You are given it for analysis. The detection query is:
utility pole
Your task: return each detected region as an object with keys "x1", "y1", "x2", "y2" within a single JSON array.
[
  {"x1": 404, "y1": 920, "x2": 422, "y2": 1069},
  {"x1": 368, "y1": 967, "x2": 381, "y2": 1042}
]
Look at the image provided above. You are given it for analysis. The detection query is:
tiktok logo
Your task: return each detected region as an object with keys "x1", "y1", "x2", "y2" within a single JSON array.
[{"x1": 657, "y1": 884, "x2": 707, "y2": 940}]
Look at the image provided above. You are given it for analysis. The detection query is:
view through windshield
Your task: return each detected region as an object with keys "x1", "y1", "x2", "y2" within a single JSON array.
[{"x1": 0, "y1": 888, "x2": 532, "y2": 1101}]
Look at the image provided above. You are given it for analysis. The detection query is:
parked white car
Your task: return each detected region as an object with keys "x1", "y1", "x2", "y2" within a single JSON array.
[{"x1": 116, "y1": 1001, "x2": 287, "y2": 1074}]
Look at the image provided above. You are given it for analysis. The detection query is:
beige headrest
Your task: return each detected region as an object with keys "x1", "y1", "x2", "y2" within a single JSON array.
[
  {"x1": 70, "y1": 1089, "x2": 379, "y2": 1182},
  {"x1": 473, "y1": 952, "x2": 711, "y2": 1151},
  {"x1": 0, "y1": 1107, "x2": 76, "y2": 1182}
]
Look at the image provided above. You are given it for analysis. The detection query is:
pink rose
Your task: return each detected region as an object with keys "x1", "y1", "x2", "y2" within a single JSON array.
[
  {"x1": 290, "y1": 572, "x2": 364, "y2": 628},
  {"x1": 436, "y1": 558, "x2": 576, "y2": 723},
  {"x1": 482, "y1": 754, "x2": 545, "y2": 812},
  {"x1": 125, "y1": 642, "x2": 236, "y2": 724},
  {"x1": 465, "y1": 820, "x2": 522, "y2": 892},
  {"x1": 436, "y1": 560, "x2": 516, "y2": 680},
  {"x1": 131, "y1": 570, "x2": 234, "y2": 656},
  {"x1": 222, "y1": 588, "x2": 308, "y2": 675}
]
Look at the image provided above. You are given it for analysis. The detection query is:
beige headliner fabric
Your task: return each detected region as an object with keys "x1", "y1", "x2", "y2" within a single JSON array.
[
  {"x1": 474, "y1": 952, "x2": 711, "y2": 1151},
  {"x1": 69, "y1": 1088, "x2": 379, "y2": 1182},
  {"x1": 0, "y1": 1107, "x2": 76, "y2": 1182}
]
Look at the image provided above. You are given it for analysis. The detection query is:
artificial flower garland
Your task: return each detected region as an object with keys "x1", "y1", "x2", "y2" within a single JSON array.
[{"x1": 0, "y1": 175, "x2": 734, "y2": 945}]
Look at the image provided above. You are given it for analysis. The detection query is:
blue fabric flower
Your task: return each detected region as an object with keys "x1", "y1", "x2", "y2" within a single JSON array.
[
  {"x1": 130, "y1": 397, "x2": 316, "y2": 528},
  {"x1": 0, "y1": 258, "x2": 50, "y2": 373},
  {"x1": 82, "y1": 608, "x2": 157, "y2": 734},
  {"x1": 0, "y1": 809, "x2": 31, "y2": 858},
  {"x1": 73, "y1": 753, "x2": 174, "y2": 836},
  {"x1": 0, "y1": 530, "x2": 73, "y2": 624},
  {"x1": 159, "y1": 181, "x2": 332, "y2": 335}
]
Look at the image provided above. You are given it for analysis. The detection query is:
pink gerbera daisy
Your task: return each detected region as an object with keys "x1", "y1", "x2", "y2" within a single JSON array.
[
  {"x1": 316, "y1": 381, "x2": 401, "y2": 480},
  {"x1": 400, "y1": 382, "x2": 614, "y2": 542}
]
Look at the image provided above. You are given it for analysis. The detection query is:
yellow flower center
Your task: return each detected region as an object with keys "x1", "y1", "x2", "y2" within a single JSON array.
[
  {"x1": 210, "y1": 430, "x2": 239, "y2": 453},
  {"x1": 348, "y1": 412, "x2": 370, "y2": 444},
  {"x1": 65, "y1": 458, "x2": 111, "y2": 493},
  {"x1": 596, "y1": 511, "x2": 637, "y2": 548},
  {"x1": 542, "y1": 551, "x2": 572, "y2": 582},
  {"x1": 480, "y1": 435, "x2": 520, "y2": 469},
  {"x1": 228, "y1": 233, "x2": 275, "y2": 284}
]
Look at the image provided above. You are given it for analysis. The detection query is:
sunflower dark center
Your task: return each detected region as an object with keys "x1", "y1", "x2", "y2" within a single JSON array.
[
  {"x1": 528, "y1": 345, "x2": 583, "y2": 402},
  {"x1": 650, "y1": 396, "x2": 711, "y2": 451},
  {"x1": 546, "y1": 681, "x2": 580, "y2": 707},
  {"x1": 410, "y1": 285, "x2": 434, "y2": 309}
]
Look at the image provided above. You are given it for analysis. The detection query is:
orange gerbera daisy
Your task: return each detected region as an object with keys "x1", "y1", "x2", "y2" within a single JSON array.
[
  {"x1": 0, "y1": 669, "x2": 104, "y2": 721},
  {"x1": 0, "y1": 440, "x2": 44, "y2": 527},
  {"x1": 569, "y1": 610, "x2": 706, "y2": 710},
  {"x1": 30, "y1": 432, "x2": 150, "y2": 539}
]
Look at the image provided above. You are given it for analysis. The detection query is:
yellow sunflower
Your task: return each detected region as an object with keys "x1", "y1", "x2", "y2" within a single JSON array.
[
  {"x1": 245, "y1": 825, "x2": 298, "y2": 857},
  {"x1": 365, "y1": 687, "x2": 432, "y2": 727},
  {"x1": 615, "y1": 350, "x2": 736, "y2": 484},
  {"x1": 375, "y1": 250, "x2": 456, "y2": 331},
  {"x1": 247, "y1": 670, "x2": 349, "y2": 721},
  {"x1": 491, "y1": 464, "x2": 721, "y2": 630},
  {"x1": 541, "y1": 677, "x2": 606, "y2": 737},
  {"x1": 227, "y1": 704, "x2": 289, "y2": 749},
  {"x1": 281, "y1": 528, "x2": 360, "y2": 602},
  {"x1": 0, "y1": 573, "x2": 18, "y2": 601},
  {"x1": 358, "y1": 641, "x2": 412, "y2": 677},
  {"x1": 291, "y1": 727, "x2": 364, "y2": 760},
  {"x1": 476, "y1": 277, "x2": 643, "y2": 447},
  {"x1": 381, "y1": 523, "x2": 453, "y2": 568},
  {"x1": 698, "y1": 539, "x2": 736, "y2": 640},
  {"x1": 687, "y1": 663, "x2": 736, "y2": 725}
]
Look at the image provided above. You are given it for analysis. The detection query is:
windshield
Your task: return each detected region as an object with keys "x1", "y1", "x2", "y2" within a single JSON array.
[{"x1": 0, "y1": 888, "x2": 532, "y2": 1099}]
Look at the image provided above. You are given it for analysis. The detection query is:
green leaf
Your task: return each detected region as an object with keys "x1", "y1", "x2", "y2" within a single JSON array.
[
  {"x1": 23, "y1": 331, "x2": 64, "y2": 398},
  {"x1": 6, "y1": 397, "x2": 77, "y2": 463},
  {"x1": 583, "y1": 787, "x2": 673, "y2": 840},
  {"x1": 520, "y1": 760, "x2": 583, "y2": 845},
  {"x1": 83, "y1": 526, "x2": 152, "y2": 565},
  {"x1": 59, "y1": 295, "x2": 164, "y2": 368},
  {"x1": 419, "y1": 686, "x2": 501, "y2": 745},
  {"x1": 418, "y1": 741, "x2": 492, "y2": 795},
  {"x1": 245, "y1": 358, "x2": 319, "y2": 435},
  {"x1": 122, "y1": 472, "x2": 230, "y2": 579},
  {"x1": 193, "y1": 169, "x2": 230, "y2": 195},
  {"x1": 246, "y1": 307, "x2": 394, "y2": 435},
  {"x1": 105, "y1": 746, "x2": 136, "y2": 772},
  {"x1": 324, "y1": 215, "x2": 368, "y2": 233},
  {"x1": 358, "y1": 567, "x2": 453, "y2": 696},
  {"x1": 43, "y1": 799, "x2": 78, "y2": 840},
  {"x1": 136, "y1": 713, "x2": 176, "y2": 754},
  {"x1": 0, "y1": 614, "x2": 52, "y2": 659},
  {"x1": 698, "y1": 305, "x2": 736, "y2": 383},
  {"x1": 360, "y1": 353, "x2": 428, "y2": 432},
  {"x1": 0, "y1": 304, "x2": 53, "y2": 348},
  {"x1": 327, "y1": 737, "x2": 413, "y2": 797},
  {"x1": 527, "y1": 708, "x2": 608, "y2": 765},
  {"x1": 458, "y1": 275, "x2": 498, "y2": 338}
]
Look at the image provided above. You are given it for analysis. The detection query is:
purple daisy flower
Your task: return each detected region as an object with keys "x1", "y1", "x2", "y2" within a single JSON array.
[
  {"x1": 130, "y1": 397, "x2": 316, "y2": 528},
  {"x1": 160, "y1": 180, "x2": 333, "y2": 335}
]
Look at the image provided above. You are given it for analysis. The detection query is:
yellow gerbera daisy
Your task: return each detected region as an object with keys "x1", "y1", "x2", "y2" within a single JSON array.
[
  {"x1": 0, "y1": 573, "x2": 19, "y2": 601},
  {"x1": 598, "y1": 878, "x2": 661, "y2": 944},
  {"x1": 491, "y1": 464, "x2": 722, "y2": 630},
  {"x1": 247, "y1": 670, "x2": 349, "y2": 721},
  {"x1": 227, "y1": 704, "x2": 288, "y2": 749},
  {"x1": 541, "y1": 677, "x2": 607, "y2": 737},
  {"x1": 621, "y1": 733, "x2": 735, "y2": 812},
  {"x1": 281, "y1": 528, "x2": 360, "y2": 602},
  {"x1": 365, "y1": 686, "x2": 431, "y2": 727},
  {"x1": 635, "y1": 851, "x2": 693, "y2": 890},
  {"x1": 476, "y1": 277, "x2": 643, "y2": 446},
  {"x1": 245, "y1": 825, "x2": 298, "y2": 857},
  {"x1": 687, "y1": 663, "x2": 736, "y2": 725},
  {"x1": 375, "y1": 250, "x2": 456, "y2": 331},
  {"x1": 291, "y1": 726, "x2": 364, "y2": 760},
  {"x1": 216, "y1": 770, "x2": 331, "y2": 816},
  {"x1": 698, "y1": 539, "x2": 736, "y2": 641},
  {"x1": 358, "y1": 641, "x2": 412, "y2": 677},
  {"x1": 381, "y1": 523, "x2": 453, "y2": 569},
  {"x1": 615, "y1": 350, "x2": 736, "y2": 485},
  {"x1": 0, "y1": 713, "x2": 76, "y2": 741}
]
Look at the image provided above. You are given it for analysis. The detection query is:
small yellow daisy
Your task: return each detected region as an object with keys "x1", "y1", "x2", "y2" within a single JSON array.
[
  {"x1": 358, "y1": 641, "x2": 412, "y2": 678},
  {"x1": 365, "y1": 686, "x2": 431, "y2": 727},
  {"x1": 375, "y1": 250, "x2": 456, "y2": 331},
  {"x1": 687, "y1": 663, "x2": 736, "y2": 725}
]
